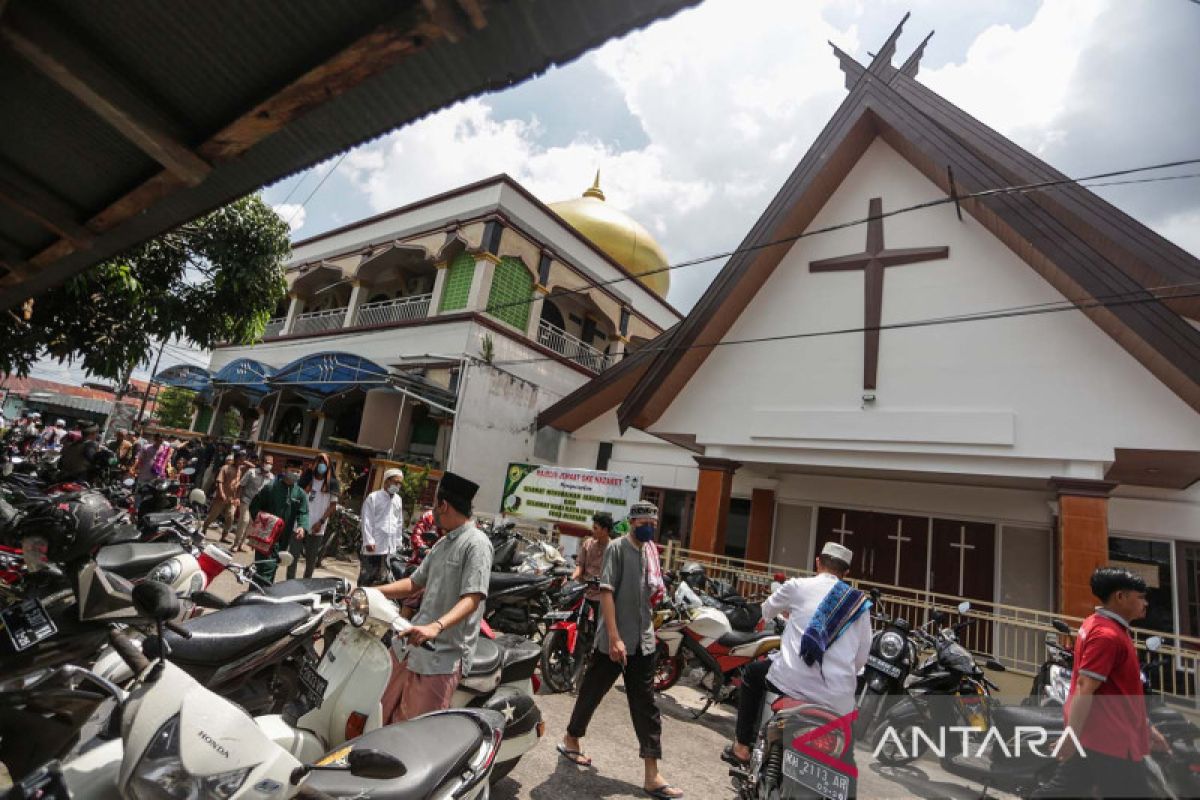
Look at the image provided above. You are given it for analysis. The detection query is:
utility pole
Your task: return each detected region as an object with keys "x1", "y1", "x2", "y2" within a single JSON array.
[
  {"x1": 136, "y1": 340, "x2": 166, "y2": 427},
  {"x1": 101, "y1": 360, "x2": 136, "y2": 441}
]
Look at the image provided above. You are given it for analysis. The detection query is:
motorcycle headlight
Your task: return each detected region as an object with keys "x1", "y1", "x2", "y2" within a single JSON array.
[
  {"x1": 878, "y1": 631, "x2": 905, "y2": 660},
  {"x1": 347, "y1": 588, "x2": 370, "y2": 627},
  {"x1": 128, "y1": 715, "x2": 251, "y2": 800},
  {"x1": 147, "y1": 558, "x2": 182, "y2": 585}
]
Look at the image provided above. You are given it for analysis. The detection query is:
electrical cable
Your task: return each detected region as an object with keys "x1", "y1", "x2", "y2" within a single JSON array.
[{"x1": 286, "y1": 153, "x2": 349, "y2": 228}]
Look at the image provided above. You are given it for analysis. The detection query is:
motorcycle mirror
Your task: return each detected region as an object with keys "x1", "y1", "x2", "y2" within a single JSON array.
[
  {"x1": 191, "y1": 591, "x2": 228, "y2": 610},
  {"x1": 1052, "y1": 619, "x2": 1071, "y2": 634},
  {"x1": 132, "y1": 580, "x2": 181, "y2": 622},
  {"x1": 122, "y1": 478, "x2": 135, "y2": 488},
  {"x1": 869, "y1": 587, "x2": 881, "y2": 600},
  {"x1": 985, "y1": 658, "x2": 1007, "y2": 672},
  {"x1": 957, "y1": 601, "x2": 971, "y2": 614},
  {"x1": 931, "y1": 610, "x2": 946, "y2": 624},
  {"x1": 347, "y1": 749, "x2": 407, "y2": 780},
  {"x1": 278, "y1": 551, "x2": 295, "y2": 567},
  {"x1": 1146, "y1": 635, "x2": 1163, "y2": 653}
]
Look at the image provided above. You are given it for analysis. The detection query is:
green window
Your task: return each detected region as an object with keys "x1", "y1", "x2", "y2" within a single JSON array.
[
  {"x1": 192, "y1": 405, "x2": 213, "y2": 433},
  {"x1": 439, "y1": 252, "x2": 475, "y2": 312},
  {"x1": 485, "y1": 257, "x2": 533, "y2": 331}
]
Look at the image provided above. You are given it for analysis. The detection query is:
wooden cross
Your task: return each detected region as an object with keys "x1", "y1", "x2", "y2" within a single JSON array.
[
  {"x1": 809, "y1": 197, "x2": 949, "y2": 390},
  {"x1": 887, "y1": 519, "x2": 912, "y2": 586},
  {"x1": 832, "y1": 513, "x2": 854, "y2": 545},
  {"x1": 948, "y1": 525, "x2": 975, "y2": 597}
]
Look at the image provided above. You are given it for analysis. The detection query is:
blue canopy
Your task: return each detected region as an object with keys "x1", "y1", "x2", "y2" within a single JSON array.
[
  {"x1": 268, "y1": 352, "x2": 390, "y2": 407},
  {"x1": 210, "y1": 358, "x2": 277, "y2": 398},
  {"x1": 153, "y1": 364, "x2": 213, "y2": 393}
]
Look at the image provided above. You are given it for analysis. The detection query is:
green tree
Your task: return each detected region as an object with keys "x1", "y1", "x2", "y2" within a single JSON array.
[
  {"x1": 400, "y1": 466, "x2": 430, "y2": 525},
  {"x1": 220, "y1": 408, "x2": 243, "y2": 439},
  {"x1": 1, "y1": 195, "x2": 290, "y2": 380},
  {"x1": 154, "y1": 386, "x2": 197, "y2": 429}
]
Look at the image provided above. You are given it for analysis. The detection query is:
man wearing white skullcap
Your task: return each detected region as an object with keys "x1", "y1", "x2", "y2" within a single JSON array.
[
  {"x1": 358, "y1": 467, "x2": 405, "y2": 587},
  {"x1": 724, "y1": 540, "x2": 873, "y2": 769}
]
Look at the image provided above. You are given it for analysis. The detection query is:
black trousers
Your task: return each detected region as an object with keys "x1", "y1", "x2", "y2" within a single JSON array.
[
  {"x1": 1032, "y1": 752, "x2": 1153, "y2": 799},
  {"x1": 287, "y1": 531, "x2": 322, "y2": 579},
  {"x1": 736, "y1": 659, "x2": 775, "y2": 746},
  {"x1": 567, "y1": 649, "x2": 663, "y2": 760},
  {"x1": 358, "y1": 553, "x2": 387, "y2": 587}
]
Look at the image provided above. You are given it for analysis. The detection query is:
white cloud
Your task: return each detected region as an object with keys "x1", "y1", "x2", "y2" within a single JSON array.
[{"x1": 272, "y1": 203, "x2": 307, "y2": 233}]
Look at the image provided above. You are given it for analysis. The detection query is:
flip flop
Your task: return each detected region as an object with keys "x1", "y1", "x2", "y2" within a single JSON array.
[
  {"x1": 644, "y1": 785, "x2": 683, "y2": 799},
  {"x1": 556, "y1": 743, "x2": 592, "y2": 767},
  {"x1": 721, "y1": 745, "x2": 750, "y2": 767}
]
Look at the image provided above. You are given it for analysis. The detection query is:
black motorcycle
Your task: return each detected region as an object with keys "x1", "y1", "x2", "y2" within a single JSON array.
[
  {"x1": 853, "y1": 588, "x2": 919, "y2": 739},
  {"x1": 485, "y1": 570, "x2": 566, "y2": 639}
]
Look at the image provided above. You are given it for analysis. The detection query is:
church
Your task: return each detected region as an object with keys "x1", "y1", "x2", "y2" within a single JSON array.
[{"x1": 538, "y1": 18, "x2": 1200, "y2": 639}]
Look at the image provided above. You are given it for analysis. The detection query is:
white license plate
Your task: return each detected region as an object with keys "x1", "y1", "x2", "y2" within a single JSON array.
[
  {"x1": 782, "y1": 748, "x2": 852, "y2": 800},
  {"x1": 297, "y1": 653, "x2": 328, "y2": 714},
  {"x1": 1, "y1": 598, "x2": 57, "y2": 652},
  {"x1": 543, "y1": 611, "x2": 571, "y2": 621},
  {"x1": 867, "y1": 655, "x2": 902, "y2": 679}
]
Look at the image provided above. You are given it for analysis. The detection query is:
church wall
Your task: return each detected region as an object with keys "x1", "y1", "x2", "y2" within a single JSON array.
[{"x1": 650, "y1": 138, "x2": 1200, "y2": 479}]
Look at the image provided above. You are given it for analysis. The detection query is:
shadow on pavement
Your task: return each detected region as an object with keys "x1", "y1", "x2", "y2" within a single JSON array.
[
  {"x1": 653, "y1": 687, "x2": 736, "y2": 740},
  {"x1": 498, "y1": 755, "x2": 649, "y2": 800},
  {"x1": 867, "y1": 761, "x2": 996, "y2": 800}
]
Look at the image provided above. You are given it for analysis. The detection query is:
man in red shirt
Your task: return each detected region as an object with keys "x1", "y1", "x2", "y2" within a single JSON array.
[{"x1": 1034, "y1": 567, "x2": 1168, "y2": 797}]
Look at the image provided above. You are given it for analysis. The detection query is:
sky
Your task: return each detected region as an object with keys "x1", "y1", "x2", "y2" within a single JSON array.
[{"x1": 28, "y1": 0, "x2": 1200, "y2": 387}]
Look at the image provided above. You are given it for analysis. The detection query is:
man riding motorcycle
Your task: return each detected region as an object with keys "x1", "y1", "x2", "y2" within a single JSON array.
[{"x1": 723, "y1": 541, "x2": 872, "y2": 768}]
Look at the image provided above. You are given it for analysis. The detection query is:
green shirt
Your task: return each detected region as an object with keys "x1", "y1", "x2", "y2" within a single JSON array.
[{"x1": 249, "y1": 477, "x2": 309, "y2": 540}]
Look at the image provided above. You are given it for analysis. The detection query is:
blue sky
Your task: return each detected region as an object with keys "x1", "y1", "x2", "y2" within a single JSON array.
[{"x1": 29, "y1": 0, "x2": 1200, "y2": 386}]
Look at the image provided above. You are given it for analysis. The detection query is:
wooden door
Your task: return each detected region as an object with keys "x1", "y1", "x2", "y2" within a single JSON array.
[
  {"x1": 815, "y1": 507, "x2": 885, "y2": 585},
  {"x1": 869, "y1": 512, "x2": 929, "y2": 595},
  {"x1": 930, "y1": 518, "x2": 996, "y2": 654}
]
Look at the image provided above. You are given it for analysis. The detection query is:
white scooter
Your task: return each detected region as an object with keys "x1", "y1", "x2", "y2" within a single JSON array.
[
  {"x1": 10, "y1": 581, "x2": 504, "y2": 800},
  {"x1": 260, "y1": 586, "x2": 543, "y2": 786}
]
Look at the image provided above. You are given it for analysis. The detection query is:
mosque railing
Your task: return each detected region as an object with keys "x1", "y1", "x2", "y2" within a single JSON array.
[
  {"x1": 291, "y1": 307, "x2": 348, "y2": 336},
  {"x1": 537, "y1": 319, "x2": 613, "y2": 372},
  {"x1": 660, "y1": 542, "x2": 1200, "y2": 708},
  {"x1": 355, "y1": 294, "x2": 433, "y2": 327},
  {"x1": 261, "y1": 317, "x2": 287, "y2": 339}
]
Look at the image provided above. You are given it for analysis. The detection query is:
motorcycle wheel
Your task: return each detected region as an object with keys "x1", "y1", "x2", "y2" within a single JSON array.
[
  {"x1": 540, "y1": 630, "x2": 575, "y2": 694},
  {"x1": 652, "y1": 643, "x2": 682, "y2": 692},
  {"x1": 873, "y1": 720, "x2": 923, "y2": 767},
  {"x1": 853, "y1": 691, "x2": 884, "y2": 740}
]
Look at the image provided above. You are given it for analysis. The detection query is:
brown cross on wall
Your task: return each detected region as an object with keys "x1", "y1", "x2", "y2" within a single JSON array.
[{"x1": 809, "y1": 197, "x2": 949, "y2": 390}]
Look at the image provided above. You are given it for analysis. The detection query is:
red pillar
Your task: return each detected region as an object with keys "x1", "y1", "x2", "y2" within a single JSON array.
[
  {"x1": 691, "y1": 457, "x2": 740, "y2": 555},
  {"x1": 746, "y1": 488, "x2": 775, "y2": 565},
  {"x1": 1050, "y1": 478, "x2": 1117, "y2": 619}
]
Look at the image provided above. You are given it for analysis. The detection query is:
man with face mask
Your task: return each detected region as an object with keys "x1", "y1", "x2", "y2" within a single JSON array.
[
  {"x1": 292, "y1": 452, "x2": 339, "y2": 579},
  {"x1": 248, "y1": 463, "x2": 309, "y2": 583},
  {"x1": 559, "y1": 501, "x2": 683, "y2": 799},
  {"x1": 358, "y1": 468, "x2": 404, "y2": 587}
]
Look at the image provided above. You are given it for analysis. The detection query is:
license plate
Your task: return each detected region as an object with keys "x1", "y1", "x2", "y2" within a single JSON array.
[
  {"x1": 543, "y1": 611, "x2": 570, "y2": 621},
  {"x1": 297, "y1": 653, "x2": 328, "y2": 714},
  {"x1": 1, "y1": 597, "x2": 57, "y2": 652},
  {"x1": 782, "y1": 748, "x2": 852, "y2": 800},
  {"x1": 867, "y1": 655, "x2": 902, "y2": 679}
]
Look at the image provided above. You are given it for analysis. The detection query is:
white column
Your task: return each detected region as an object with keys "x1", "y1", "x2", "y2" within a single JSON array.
[
  {"x1": 526, "y1": 286, "x2": 547, "y2": 339},
  {"x1": 343, "y1": 282, "x2": 363, "y2": 327},
  {"x1": 311, "y1": 412, "x2": 327, "y2": 449},
  {"x1": 611, "y1": 335, "x2": 628, "y2": 360},
  {"x1": 206, "y1": 399, "x2": 221, "y2": 435},
  {"x1": 466, "y1": 256, "x2": 496, "y2": 312},
  {"x1": 429, "y1": 262, "x2": 449, "y2": 316},
  {"x1": 282, "y1": 294, "x2": 301, "y2": 334}
]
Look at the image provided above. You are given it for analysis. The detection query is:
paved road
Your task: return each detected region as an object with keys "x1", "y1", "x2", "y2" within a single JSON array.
[{"x1": 206, "y1": 533, "x2": 1015, "y2": 800}]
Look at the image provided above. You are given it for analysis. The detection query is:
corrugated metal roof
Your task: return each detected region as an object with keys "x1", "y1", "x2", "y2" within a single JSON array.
[{"x1": 0, "y1": 0, "x2": 701, "y2": 306}]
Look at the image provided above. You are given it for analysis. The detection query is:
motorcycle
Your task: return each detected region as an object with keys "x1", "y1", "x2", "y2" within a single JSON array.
[
  {"x1": 485, "y1": 569, "x2": 565, "y2": 639},
  {"x1": 851, "y1": 591, "x2": 937, "y2": 740},
  {"x1": 653, "y1": 583, "x2": 781, "y2": 717},
  {"x1": 272, "y1": 585, "x2": 543, "y2": 785},
  {"x1": 9, "y1": 581, "x2": 504, "y2": 799},
  {"x1": 539, "y1": 579, "x2": 599, "y2": 693}
]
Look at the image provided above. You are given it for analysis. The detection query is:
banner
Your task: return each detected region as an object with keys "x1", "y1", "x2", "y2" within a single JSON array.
[{"x1": 500, "y1": 463, "x2": 642, "y2": 525}]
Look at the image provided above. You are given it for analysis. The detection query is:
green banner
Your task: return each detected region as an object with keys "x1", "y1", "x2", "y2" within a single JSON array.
[{"x1": 500, "y1": 463, "x2": 643, "y2": 526}]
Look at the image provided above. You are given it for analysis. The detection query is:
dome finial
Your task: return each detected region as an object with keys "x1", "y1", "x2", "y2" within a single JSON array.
[{"x1": 582, "y1": 169, "x2": 605, "y2": 201}]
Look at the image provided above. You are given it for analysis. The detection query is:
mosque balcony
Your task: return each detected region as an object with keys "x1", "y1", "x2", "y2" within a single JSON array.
[
  {"x1": 354, "y1": 293, "x2": 432, "y2": 327},
  {"x1": 261, "y1": 317, "x2": 287, "y2": 339},
  {"x1": 537, "y1": 319, "x2": 614, "y2": 373},
  {"x1": 291, "y1": 307, "x2": 349, "y2": 336}
]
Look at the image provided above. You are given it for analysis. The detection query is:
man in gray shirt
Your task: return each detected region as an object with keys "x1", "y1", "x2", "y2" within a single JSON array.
[
  {"x1": 376, "y1": 472, "x2": 492, "y2": 722},
  {"x1": 560, "y1": 501, "x2": 683, "y2": 799}
]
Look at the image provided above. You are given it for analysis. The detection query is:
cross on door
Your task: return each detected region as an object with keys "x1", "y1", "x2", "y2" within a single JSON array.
[
  {"x1": 948, "y1": 525, "x2": 976, "y2": 597},
  {"x1": 832, "y1": 513, "x2": 854, "y2": 545},
  {"x1": 887, "y1": 520, "x2": 912, "y2": 587}
]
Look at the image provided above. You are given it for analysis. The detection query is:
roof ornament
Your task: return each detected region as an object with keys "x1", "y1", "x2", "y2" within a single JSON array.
[
  {"x1": 582, "y1": 169, "x2": 605, "y2": 201},
  {"x1": 829, "y1": 13, "x2": 934, "y2": 87}
]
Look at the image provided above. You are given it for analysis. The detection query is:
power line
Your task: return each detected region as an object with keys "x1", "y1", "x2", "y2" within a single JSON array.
[{"x1": 286, "y1": 152, "x2": 349, "y2": 228}]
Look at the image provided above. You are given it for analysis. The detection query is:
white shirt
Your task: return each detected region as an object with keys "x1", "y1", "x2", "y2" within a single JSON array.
[
  {"x1": 360, "y1": 488, "x2": 404, "y2": 555},
  {"x1": 306, "y1": 477, "x2": 334, "y2": 532},
  {"x1": 763, "y1": 572, "x2": 873, "y2": 717}
]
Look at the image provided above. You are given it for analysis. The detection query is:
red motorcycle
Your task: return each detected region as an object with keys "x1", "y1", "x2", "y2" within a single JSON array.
[{"x1": 539, "y1": 579, "x2": 599, "y2": 693}]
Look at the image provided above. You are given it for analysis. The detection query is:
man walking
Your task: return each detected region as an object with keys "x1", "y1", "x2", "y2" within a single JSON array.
[
  {"x1": 1033, "y1": 567, "x2": 1168, "y2": 798},
  {"x1": 291, "y1": 453, "x2": 339, "y2": 578},
  {"x1": 248, "y1": 464, "x2": 308, "y2": 583},
  {"x1": 559, "y1": 501, "x2": 683, "y2": 799},
  {"x1": 375, "y1": 472, "x2": 491, "y2": 722},
  {"x1": 358, "y1": 468, "x2": 404, "y2": 586},
  {"x1": 232, "y1": 452, "x2": 273, "y2": 552},
  {"x1": 203, "y1": 453, "x2": 241, "y2": 543}
]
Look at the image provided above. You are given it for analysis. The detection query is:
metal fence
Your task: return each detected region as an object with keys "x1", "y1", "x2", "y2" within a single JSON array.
[
  {"x1": 291, "y1": 307, "x2": 347, "y2": 336},
  {"x1": 261, "y1": 317, "x2": 286, "y2": 339},
  {"x1": 537, "y1": 319, "x2": 613, "y2": 373},
  {"x1": 355, "y1": 294, "x2": 432, "y2": 327},
  {"x1": 661, "y1": 542, "x2": 1200, "y2": 707}
]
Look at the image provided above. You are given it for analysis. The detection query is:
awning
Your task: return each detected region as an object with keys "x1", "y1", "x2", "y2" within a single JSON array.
[
  {"x1": 152, "y1": 364, "x2": 212, "y2": 393},
  {"x1": 210, "y1": 358, "x2": 276, "y2": 400},
  {"x1": 267, "y1": 352, "x2": 390, "y2": 409}
]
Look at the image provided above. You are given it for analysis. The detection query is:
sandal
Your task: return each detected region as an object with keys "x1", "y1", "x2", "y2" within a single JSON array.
[
  {"x1": 644, "y1": 785, "x2": 683, "y2": 799},
  {"x1": 721, "y1": 744, "x2": 750, "y2": 767},
  {"x1": 556, "y1": 743, "x2": 592, "y2": 767}
]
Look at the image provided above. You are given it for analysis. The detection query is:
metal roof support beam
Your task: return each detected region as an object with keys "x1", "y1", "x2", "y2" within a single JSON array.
[{"x1": 0, "y1": 15, "x2": 212, "y2": 186}]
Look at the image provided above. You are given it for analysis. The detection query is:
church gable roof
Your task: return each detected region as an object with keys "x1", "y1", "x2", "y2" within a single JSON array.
[{"x1": 616, "y1": 16, "x2": 1200, "y2": 432}]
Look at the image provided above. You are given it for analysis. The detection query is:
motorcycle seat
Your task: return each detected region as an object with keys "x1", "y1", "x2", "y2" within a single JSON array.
[
  {"x1": 303, "y1": 710, "x2": 485, "y2": 799},
  {"x1": 716, "y1": 628, "x2": 776, "y2": 649},
  {"x1": 467, "y1": 636, "x2": 503, "y2": 678},
  {"x1": 139, "y1": 510, "x2": 192, "y2": 530},
  {"x1": 94, "y1": 542, "x2": 186, "y2": 579},
  {"x1": 232, "y1": 577, "x2": 344, "y2": 606},
  {"x1": 990, "y1": 703, "x2": 1063, "y2": 730},
  {"x1": 488, "y1": 572, "x2": 551, "y2": 592},
  {"x1": 146, "y1": 602, "x2": 309, "y2": 665}
]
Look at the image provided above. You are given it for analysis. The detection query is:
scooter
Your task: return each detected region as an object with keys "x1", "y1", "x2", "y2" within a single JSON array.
[
  {"x1": 270, "y1": 585, "x2": 543, "y2": 785},
  {"x1": 653, "y1": 583, "x2": 780, "y2": 717},
  {"x1": 10, "y1": 580, "x2": 503, "y2": 799}
]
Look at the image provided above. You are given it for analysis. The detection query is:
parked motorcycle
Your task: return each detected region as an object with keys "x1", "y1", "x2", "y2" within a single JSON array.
[
  {"x1": 539, "y1": 579, "x2": 599, "y2": 693},
  {"x1": 485, "y1": 569, "x2": 563, "y2": 639},
  {"x1": 852, "y1": 591, "x2": 936, "y2": 740}
]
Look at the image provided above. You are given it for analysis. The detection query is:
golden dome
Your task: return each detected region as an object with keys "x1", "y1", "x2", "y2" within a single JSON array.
[{"x1": 549, "y1": 171, "x2": 670, "y2": 298}]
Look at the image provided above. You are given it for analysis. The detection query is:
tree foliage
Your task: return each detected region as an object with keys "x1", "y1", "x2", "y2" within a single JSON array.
[
  {"x1": 220, "y1": 408, "x2": 243, "y2": 439},
  {"x1": 155, "y1": 386, "x2": 197, "y2": 429},
  {"x1": 401, "y1": 466, "x2": 430, "y2": 524},
  {"x1": 1, "y1": 195, "x2": 290, "y2": 380}
]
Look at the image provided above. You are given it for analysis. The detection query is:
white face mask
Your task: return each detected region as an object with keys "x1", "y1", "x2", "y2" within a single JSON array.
[{"x1": 385, "y1": 484, "x2": 400, "y2": 496}]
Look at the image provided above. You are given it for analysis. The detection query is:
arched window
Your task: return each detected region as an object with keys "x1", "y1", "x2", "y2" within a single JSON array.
[
  {"x1": 485, "y1": 256, "x2": 533, "y2": 331},
  {"x1": 539, "y1": 298, "x2": 566, "y2": 331},
  {"x1": 439, "y1": 252, "x2": 476, "y2": 312}
]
